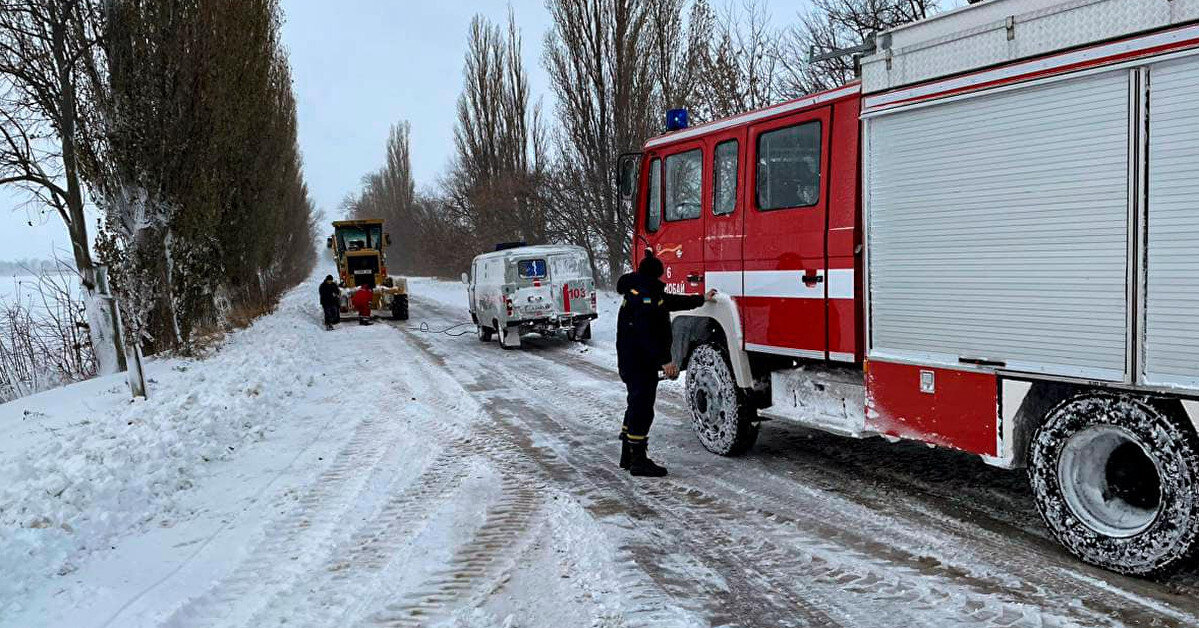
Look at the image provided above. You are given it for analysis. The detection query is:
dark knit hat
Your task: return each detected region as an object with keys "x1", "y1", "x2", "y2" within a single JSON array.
[{"x1": 638, "y1": 250, "x2": 664, "y2": 278}]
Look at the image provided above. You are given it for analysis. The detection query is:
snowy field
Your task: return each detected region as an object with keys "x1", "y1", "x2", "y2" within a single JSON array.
[
  {"x1": 0, "y1": 270, "x2": 77, "y2": 320},
  {"x1": 3, "y1": 270, "x2": 1199, "y2": 627}
]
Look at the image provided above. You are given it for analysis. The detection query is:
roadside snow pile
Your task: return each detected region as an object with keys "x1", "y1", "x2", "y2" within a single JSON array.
[{"x1": 0, "y1": 276, "x2": 326, "y2": 608}]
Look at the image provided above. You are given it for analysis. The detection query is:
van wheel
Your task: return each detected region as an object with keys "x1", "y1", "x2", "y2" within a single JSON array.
[
  {"x1": 685, "y1": 343, "x2": 759, "y2": 456},
  {"x1": 1029, "y1": 394, "x2": 1199, "y2": 576},
  {"x1": 477, "y1": 325, "x2": 493, "y2": 342}
]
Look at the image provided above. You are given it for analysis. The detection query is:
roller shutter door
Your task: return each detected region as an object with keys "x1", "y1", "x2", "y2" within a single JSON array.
[
  {"x1": 866, "y1": 70, "x2": 1131, "y2": 381},
  {"x1": 1145, "y1": 55, "x2": 1199, "y2": 390}
]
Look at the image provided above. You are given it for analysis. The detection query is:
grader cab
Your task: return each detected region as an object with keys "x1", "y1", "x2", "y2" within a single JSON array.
[{"x1": 327, "y1": 219, "x2": 409, "y2": 320}]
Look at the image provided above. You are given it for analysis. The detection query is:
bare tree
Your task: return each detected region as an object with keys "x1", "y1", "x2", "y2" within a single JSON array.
[
  {"x1": 0, "y1": 0, "x2": 104, "y2": 280},
  {"x1": 0, "y1": 0, "x2": 129, "y2": 374},
  {"x1": 543, "y1": 0, "x2": 660, "y2": 285},
  {"x1": 347, "y1": 121, "x2": 421, "y2": 272},
  {"x1": 777, "y1": 0, "x2": 942, "y2": 97},
  {"x1": 451, "y1": 11, "x2": 547, "y2": 249},
  {"x1": 691, "y1": 0, "x2": 783, "y2": 121}
]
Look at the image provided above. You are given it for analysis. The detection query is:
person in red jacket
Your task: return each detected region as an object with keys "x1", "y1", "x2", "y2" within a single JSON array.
[{"x1": 351, "y1": 284, "x2": 374, "y2": 325}]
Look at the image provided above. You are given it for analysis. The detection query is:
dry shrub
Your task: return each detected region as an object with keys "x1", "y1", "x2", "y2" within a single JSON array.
[{"x1": 0, "y1": 261, "x2": 96, "y2": 402}]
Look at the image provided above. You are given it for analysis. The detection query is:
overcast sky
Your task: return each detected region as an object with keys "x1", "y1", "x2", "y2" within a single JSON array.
[{"x1": 1, "y1": 0, "x2": 805, "y2": 262}]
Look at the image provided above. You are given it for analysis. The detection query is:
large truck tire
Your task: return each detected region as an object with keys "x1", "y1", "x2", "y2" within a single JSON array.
[
  {"x1": 391, "y1": 294, "x2": 409, "y2": 321},
  {"x1": 685, "y1": 343, "x2": 759, "y2": 456},
  {"x1": 1029, "y1": 394, "x2": 1199, "y2": 576},
  {"x1": 477, "y1": 325, "x2": 493, "y2": 342}
]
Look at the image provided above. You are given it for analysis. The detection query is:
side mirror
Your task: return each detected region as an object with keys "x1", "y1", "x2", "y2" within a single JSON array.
[
  {"x1": 461, "y1": 272, "x2": 469, "y2": 285},
  {"x1": 326, "y1": 237, "x2": 333, "y2": 249},
  {"x1": 385, "y1": 232, "x2": 392, "y2": 246},
  {"x1": 617, "y1": 153, "x2": 642, "y2": 202}
]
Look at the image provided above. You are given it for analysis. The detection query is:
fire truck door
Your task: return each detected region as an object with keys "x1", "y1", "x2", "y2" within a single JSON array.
[
  {"x1": 643, "y1": 141, "x2": 707, "y2": 295},
  {"x1": 703, "y1": 128, "x2": 747, "y2": 304},
  {"x1": 742, "y1": 107, "x2": 831, "y2": 359}
]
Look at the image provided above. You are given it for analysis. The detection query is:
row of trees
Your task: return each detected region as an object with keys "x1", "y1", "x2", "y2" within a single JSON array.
[
  {"x1": 0, "y1": 0, "x2": 318, "y2": 365},
  {"x1": 347, "y1": 0, "x2": 942, "y2": 286}
]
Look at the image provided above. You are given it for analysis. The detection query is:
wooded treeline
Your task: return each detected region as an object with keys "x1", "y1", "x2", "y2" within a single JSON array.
[
  {"x1": 0, "y1": 0, "x2": 317, "y2": 361},
  {"x1": 347, "y1": 0, "x2": 942, "y2": 286}
]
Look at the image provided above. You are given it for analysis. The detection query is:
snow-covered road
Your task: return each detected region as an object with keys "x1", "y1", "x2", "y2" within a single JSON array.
[{"x1": 5, "y1": 274, "x2": 1199, "y2": 627}]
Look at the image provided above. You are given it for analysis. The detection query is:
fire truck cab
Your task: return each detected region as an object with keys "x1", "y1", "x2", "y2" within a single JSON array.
[{"x1": 625, "y1": 0, "x2": 1199, "y2": 576}]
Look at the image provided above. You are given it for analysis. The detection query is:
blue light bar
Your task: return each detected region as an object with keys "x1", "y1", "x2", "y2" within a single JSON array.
[{"x1": 666, "y1": 108, "x2": 689, "y2": 131}]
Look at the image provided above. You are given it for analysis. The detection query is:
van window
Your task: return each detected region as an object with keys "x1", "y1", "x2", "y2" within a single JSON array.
[
  {"x1": 483, "y1": 259, "x2": 502, "y2": 282},
  {"x1": 713, "y1": 140, "x2": 738, "y2": 216},
  {"x1": 517, "y1": 259, "x2": 547, "y2": 280},
  {"x1": 665, "y1": 149, "x2": 702, "y2": 221},
  {"x1": 550, "y1": 253, "x2": 589, "y2": 280},
  {"x1": 756, "y1": 121, "x2": 821, "y2": 211},
  {"x1": 646, "y1": 158, "x2": 662, "y2": 232}
]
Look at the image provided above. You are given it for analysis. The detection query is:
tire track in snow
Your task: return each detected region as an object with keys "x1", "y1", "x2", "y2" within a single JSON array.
[
  {"x1": 363, "y1": 470, "x2": 542, "y2": 627},
  {"x1": 159, "y1": 412, "x2": 399, "y2": 628},
  {"x1": 405, "y1": 295, "x2": 1199, "y2": 627},
  {"x1": 236, "y1": 443, "x2": 475, "y2": 628},
  {"x1": 383, "y1": 325, "x2": 712, "y2": 628},
  {"x1": 397, "y1": 325, "x2": 838, "y2": 628}
]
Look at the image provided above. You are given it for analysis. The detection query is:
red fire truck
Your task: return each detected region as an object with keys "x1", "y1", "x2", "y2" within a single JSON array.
[{"x1": 619, "y1": 0, "x2": 1199, "y2": 576}]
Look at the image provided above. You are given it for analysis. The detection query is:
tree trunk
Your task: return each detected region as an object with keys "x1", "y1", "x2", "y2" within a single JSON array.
[{"x1": 51, "y1": 4, "x2": 124, "y2": 375}]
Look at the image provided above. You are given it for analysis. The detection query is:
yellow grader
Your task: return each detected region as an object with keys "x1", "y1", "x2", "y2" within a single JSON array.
[{"x1": 327, "y1": 219, "x2": 409, "y2": 320}]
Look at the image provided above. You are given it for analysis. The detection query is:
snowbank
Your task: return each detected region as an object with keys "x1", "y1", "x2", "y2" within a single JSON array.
[{"x1": 0, "y1": 274, "x2": 329, "y2": 611}]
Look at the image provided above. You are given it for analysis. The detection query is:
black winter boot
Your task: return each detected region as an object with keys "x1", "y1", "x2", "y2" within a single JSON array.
[
  {"x1": 627, "y1": 440, "x2": 667, "y2": 477},
  {"x1": 619, "y1": 435, "x2": 633, "y2": 470}
]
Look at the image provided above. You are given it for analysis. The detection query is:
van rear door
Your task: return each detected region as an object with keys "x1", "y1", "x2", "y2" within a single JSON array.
[
  {"x1": 513, "y1": 257, "x2": 553, "y2": 318},
  {"x1": 550, "y1": 252, "x2": 594, "y2": 315}
]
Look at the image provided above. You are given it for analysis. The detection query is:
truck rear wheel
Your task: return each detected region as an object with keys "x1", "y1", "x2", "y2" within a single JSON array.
[
  {"x1": 1029, "y1": 394, "x2": 1199, "y2": 576},
  {"x1": 685, "y1": 343, "x2": 759, "y2": 456},
  {"x1": 391, "y1": 294, "x2": 409, "y2": 321},
  {"x1": 477, "y1": 325, "x2": 493, "y2": 342}
]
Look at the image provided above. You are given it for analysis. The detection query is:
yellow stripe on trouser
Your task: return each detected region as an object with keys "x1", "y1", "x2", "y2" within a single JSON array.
[{"x1": 625, "y1": 434, "x2": 647, "y2": 442}]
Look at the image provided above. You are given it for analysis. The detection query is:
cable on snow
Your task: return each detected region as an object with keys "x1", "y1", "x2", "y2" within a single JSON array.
[{"x1": 409, "y1": 321, "x2": 477, "y2": 337}]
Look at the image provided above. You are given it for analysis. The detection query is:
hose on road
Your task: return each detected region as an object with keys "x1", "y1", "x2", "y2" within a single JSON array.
[{"x1": 409, "y1": 321, "x2": 477, "y2": 337}]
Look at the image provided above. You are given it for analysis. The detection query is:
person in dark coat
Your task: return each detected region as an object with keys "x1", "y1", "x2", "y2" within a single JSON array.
[
  {"x1": 616, "y1": 250, "x2": 715, "y2": 477},
  {"x1": 319, "y1": 275, "x2": 341, "y2": 330}
]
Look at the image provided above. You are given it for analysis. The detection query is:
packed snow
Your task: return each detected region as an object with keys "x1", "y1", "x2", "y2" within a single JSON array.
[{"x1": 3, "y1": 271, "x2": 1199, "y2": 627}]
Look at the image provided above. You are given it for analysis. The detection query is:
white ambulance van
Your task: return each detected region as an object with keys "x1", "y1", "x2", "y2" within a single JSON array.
[{"x1": 464, "y1": 244, "x2": 598, "y2": 349}]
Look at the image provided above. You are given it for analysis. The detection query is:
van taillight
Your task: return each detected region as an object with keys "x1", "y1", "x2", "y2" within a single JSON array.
[
  {"x1": 590, "y1": 292, "x2": 597, "y2": 309},
  {"x1": 505, "y1": 297, "x2": 513, "y2": 316}
]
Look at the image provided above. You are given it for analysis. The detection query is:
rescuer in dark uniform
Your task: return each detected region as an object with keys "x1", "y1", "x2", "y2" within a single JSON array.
[
  {"x1": 616, "y1": 250, "x2": 715, "y2": 477},
  {"x1": 319, "y1": 275, "x2": 341, "y2": 331}
]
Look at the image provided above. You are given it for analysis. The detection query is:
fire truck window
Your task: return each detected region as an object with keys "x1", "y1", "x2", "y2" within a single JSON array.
[
  {"x1": 713, "y1": 140, "x2": 738, "y2": 216},
  {"x1": 646, "y1": 158, "x2": 662, "y2": 232},
  {"x1": 756, "y1": 121, "x2": 821, "y2": 211},
  {"x1": 665, "y1": 149, "x2": 702, "y2": 221}
]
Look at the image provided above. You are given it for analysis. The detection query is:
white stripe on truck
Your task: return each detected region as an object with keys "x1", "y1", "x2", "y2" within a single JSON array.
[{"x1": 705, "y1": 269, "x2": 854, "y2": 300}]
